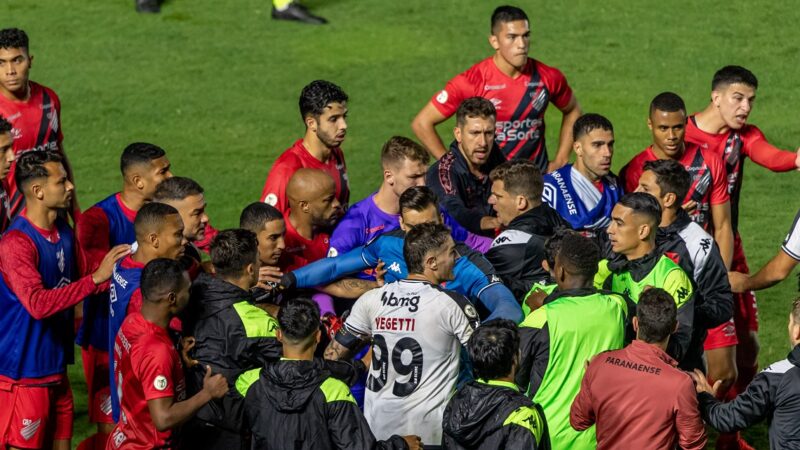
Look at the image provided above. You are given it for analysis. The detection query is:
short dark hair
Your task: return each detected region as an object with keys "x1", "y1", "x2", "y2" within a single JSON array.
[
  {"x1": 573, "y1": 113, "x2": 613, "y2": 141},
  {"x1": 712, "y1": 65, "x2": 758, "y2": 91},
  {"x1": 153, "y1": 177, "x2": 204, "y2": 202},
  {"x1": 299, "y1": 80, "x2": 348, "y2": 121},
  {"x1": 0, "y1": 28, "x2": 29, "y2": 50},
  {"x1": 134, "y1": 202, "x2": 180, "y2": 239},
  {"x1": 0, "y1": 116, "x2": 11, "y2": 135},
  {"x1": 557, "y1": 233, "x2": 601, "y2": 279},
  {"x1": 636, "y1": 288, "x2": 677, "y2": 343},
  {"x1": 278, "y1": 297, "x2": 321, "y2": 343},
  {"x1": 381, "y1": 136, "x2": 430, "y2": 169},
  {"x1": 649, "y1": 92, "x2": 686, "y2": 116},
  {"x1": 643, "y1": 159, "x2": 691, "y2": 205},
  {"x1": 399, "y1": 186, "x2": 438, "y2": 215},
  {"x1": 404, "y1": 222, "x2": 452, "y2": 274},
  {"x1": 210, "y1": 229, "x2": 259, "y2": 279},
  {"x1": 239, "y1": 202, "x2": 284, "y2": 234},
  {"x1": 468, "y1": 319, "x2": 519, "y2": 380},
  {"x1": 15, "y1": 150, "x2": 63, "y2": 190},
  {"x1": 120, "y1": 142, "x2": 166, "y2": 175},
  {"x1": 617, "y1": 192, "x2": 662, "y2": 228},
  {"x1": 491, "y1": 5, "x2": 528, "y2": 33},
  {"x1": 140, "y1": 258, "x2": 187, "y2": 303},
  {"x1": 455, "y1": 97, "x2": 496, "y2": 127},
  {"x1": 544, "y1": 228, "x2": 574, "y2": 270},
  {"x1": 489, "y1": 160, "x2": 543, "y2": 201}
]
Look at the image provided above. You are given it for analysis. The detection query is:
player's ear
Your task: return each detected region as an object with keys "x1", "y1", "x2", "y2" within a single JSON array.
[
  {"x1": 488, "y1": 33, "x2": 500, "y2": 51},
  {"x1": 167, "y1": 291, "x2": 177, "y2": 308},
  {"x1": 314, "y1": 328, "x2": 321, "y2": 345},
  {"x1": 299, "y1": 200, "x2": 310, "y2": 213},
  {"x1": 632, "y1": 316, "x2": 640, "y2": 336},
  {"x1": 383, "y1": 168, "x2": 393, "y2": 185},
  {"x1": 276, "y1": 329, "x2": 285, "y2": 345},
  {"x1": 516, "y1": 194, "x2": 528, "y2": 212},
  {"x1": 304, "y1": 114, "x2": 317, "y2": 132},
  {"x1": 647, "y1": 117, "x2": 653, "y2": 132},
  {"x1": 663, "y1": 192, "x2": 677, "y2": 209},
  {"x1": 30, "y1": 181, "x2": 44, "y2": 201},
  {"x1": 427, "y1": 253, "x2": 438, "y2": 271},
  {"x1": 453, "y1": 126, "x2": 462, "y2": 143},
  {"x1": 711, "y1": 90, "x2": 722, "y2": 107},
  {"x1": 573, "y1": 140, "x2": 582, "y2": 156},
  {"x1": 541, "y1": 259, "x2": 551, "y2": 273},
  {"x1": 638, "y1": 223, "x2": 651, "y2": 240},
  {"x1": 149, "y1": 231, "x2": 160, "y2": 249}
]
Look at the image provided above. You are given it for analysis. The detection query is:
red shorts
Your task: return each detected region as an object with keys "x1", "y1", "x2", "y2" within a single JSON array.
[
  {"x1": 0, "y1": 377, "x2": 73, "y2": 448},
  {"x1": 81, "y1": 346, "x2": 114, "y2": 424},
  {"x1": 704, "y1": 318, "x2": 739, "y2": 350},
  {"x1": 732, "y1": 233, "x2": 759, "y2": 333}
]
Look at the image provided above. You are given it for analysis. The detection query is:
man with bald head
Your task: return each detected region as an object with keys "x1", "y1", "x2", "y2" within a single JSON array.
[
  {"x1": 281, "y1": 168, "x2": 343, "y2": 271},
  {"x1": 107, "y1": 202, "x2": 188, "y2": 422}
]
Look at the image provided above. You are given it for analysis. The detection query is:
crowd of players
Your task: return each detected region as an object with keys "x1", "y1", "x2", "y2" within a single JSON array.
[{"x1": 2, "y1": 4, "x2": 800, "y2": 450}]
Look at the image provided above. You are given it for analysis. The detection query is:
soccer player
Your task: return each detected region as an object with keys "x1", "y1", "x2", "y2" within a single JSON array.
[
  {"x1": 443, "y1": 319, "x2": 550, "y2": 450},
  {"x1": 619, "y1": 92, "x2": 734, "y2": 269},
  {"x1": 691, "y1": 297, "x2": 800, "y2": 450},
  {"x1": 75, "y1": 142, "x2": 172, "y2": 449},
  {"x1": 425, "y1": 97, "x2": 506, "y2": 235},
  {"x1": 108, "y1": 202, "x2": 188, "y2": 422},
  {"x1": 542, "y1": 113, "x2": 622, "y2": 234},
  {"x1": 108, "y1": 258, "x2": 229, "y2": 450},
  {"x1": 181, "y1": 229, "x2": 281, "y2": 450},
  {"x1": 261, "y1": 80, "x2": 349, "y2": 213},
  {"x1": 486, "y1": 160, "x2": 568, "y2": 300},
  {"x1": 325, "y1": 222, "x2": 480, "y2": 447},
  {"x1": 411, "y1": 5, "x2": 581, "y2": 171},
  {"x1": 728, "y1": 205, "x2": 800, "y2": 293},
  {"x1": 604, "y1": 192, "x2": 695, "y2": 363},
  {"x1": 153, "y1": 176, "x2": 210, "y2": 264},
  {"x1": 571, "y1": 288, "x2": 707, "y2": 450},
  {"x1": 0, "y1": 151, "x2": 128, "y2": 450},
  {"x1": 0, "y1": 115, "x2": 16, "y2": 233},
  {"x1": 329, "y1": 136, "x2": 429, "y2": 258},
  {"x1": 280, "y1": 168, "x2": 342, "y2": 271},
  {"x1": 637, "y1": 160, "x2": 736, "y2": 390},
  {"x1": 0, "y1": 28, "x2": 79, "y2": 219},
  {"x1": 283, "y1": 186, "x2": 523, "y2": 323},
  {"x1": 517, "y1": 232, "x2": 629, "y2": 450}
]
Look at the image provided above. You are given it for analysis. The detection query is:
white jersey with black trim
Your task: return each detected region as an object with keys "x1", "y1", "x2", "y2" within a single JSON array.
[
  {"x1": 781, "y1": 207, "x2": 800, "y2": 261},
  {"x1": 344, "y1": 279, "x2": 480, "y2": 445}
]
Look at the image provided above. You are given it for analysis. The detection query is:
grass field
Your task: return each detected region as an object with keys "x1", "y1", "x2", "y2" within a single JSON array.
[{"x1": 7, "y1": 0, "x2": 800, "y2": 447}]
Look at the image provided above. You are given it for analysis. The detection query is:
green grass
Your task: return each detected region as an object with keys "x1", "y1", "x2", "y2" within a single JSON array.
[{"x1": 7, "y1": 0, "x2": 800, "y2": 447}]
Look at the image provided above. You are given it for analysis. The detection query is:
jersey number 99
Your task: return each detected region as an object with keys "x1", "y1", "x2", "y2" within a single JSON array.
[{"x1": 367, "y1": 334, "x2": 424, "y2": 397}]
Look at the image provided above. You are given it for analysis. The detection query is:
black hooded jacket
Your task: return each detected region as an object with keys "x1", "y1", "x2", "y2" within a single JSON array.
[
  {"x1": 485, "y1": 204, "x2": 568, "y2": 300},
  {"x1": 241, "y1": 358, "x2": 408, "y2": 450},
  {"x1": 183, "y1": 272, "x2": 282, "y2": 433},
  {"x1": 443, "y1": 380, "x2": 550, "y2": 450},
  {"x1": 699, "y1": 345, "x2": 800, "y2": 450}
]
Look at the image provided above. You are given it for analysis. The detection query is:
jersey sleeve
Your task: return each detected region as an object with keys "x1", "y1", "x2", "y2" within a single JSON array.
[
  {"x1": 707, "y1": 153, "x2": 730, "y2": 205},
  {"x1": 133, "y1": 339, "x2": 177, "y2": 400},
  {"x1": 0, "y1": 230, "x2": 101, "y2": 320},
  {"x1": 76, "y1": 206, "x2": 111, "y2": 274},
  {"x1": 781, "y1": 208, "x2": 800, "y2": 260},
  {"x1": 743, "y1": 126, "x2": 797, "y2": 172},
  {"x1": 541, "y1": 63, "x2": 574, "y2": 110},
  {"x1": 569, "y1": 360, "x2": 597, "y2": 431},
  {"x1": 430, "y1": 72, "x2": 477, "y2": 118},
  {"x1": 618, "y1": 158, "x2": 642, "y2": 194},
  {"x1": 329, "y1": 210, "x2": 365, "y2": 256},
  {"x1": 444, "y1": 292, "x2": 480, "y2": 346},
  {"x1": 674, "y1": 376, "x2": 708, "y2": 450},
  {"x1": 517, "y1": 310, "x2": 550, "y2": 397},
  {"x1": 343, "y1": 291, "x2": 375, "y2": 337},
  {"x1": 52, "y1": 89, "x2": 64, "y2": 148},
  {"x1": 664, "y1": 267, "x2": 695, "y2": 362},
  {"x1": 260, "y1": 154, "x2": 300, "y2": 214}
]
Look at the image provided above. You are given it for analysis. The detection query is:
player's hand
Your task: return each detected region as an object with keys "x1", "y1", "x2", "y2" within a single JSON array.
[
  {"x1": 180, "y1": 336, "x2": 199, "y2": 369},
  {"x1": 525, "y1": 289, "x2": 548, "y2": 313},
  {"x1": 682, "y1": 200, "x2": 698, "y2": 214},
  {"x1": 92, "y1": 244, "x2": 131, "y2": 284},
  {"x1": 374, "y1": 260, "x2": 387, "y2": 287},
  {"x1": 690, "y1": 369, "x2": 721, "y2": 396},
  {"x1": 202, "y1": 365, "x2": 229, "y2": 399},
  {"x1": 728, "y1": 271, "x2": 750, "y2": 293},
  {"x1": 480, "y1": 216, "x2": 501, "y2": 232},
  {"x1": 402, "y1": 435, "x2": 423, "y2": 450},
  {"x1": 258, "y1": 266, "x2": 283, "y2": 286}
]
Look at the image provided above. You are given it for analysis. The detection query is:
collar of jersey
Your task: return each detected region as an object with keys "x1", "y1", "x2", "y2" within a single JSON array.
[{"x1": 477, "y1": 379, "x2": 519, "y2": 391}]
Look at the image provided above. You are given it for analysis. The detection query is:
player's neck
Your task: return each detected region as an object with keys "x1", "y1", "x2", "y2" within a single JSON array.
[
  {"x1": 23, "y1": 202, "x2": 58, "y2": 231},
  {"x1": 374, "y1": 184, "x2": 400, "y2": 215},
  {"x1": 302, "y1": 134, "x2": 333, "y2": 163},
  {"x1": 492, "y1": 53, "x2": 524, "y2": 79},
  {"x1": 458, "y1": 146, "x2": 485, "y2": 178},
  {"x1": 282, "y1": 345, "x2": 314, "y2": 361},
  {"x1": 638, "y1": 337, "x2": 669, "y2": 353},
  {"x1": 574, "y1": 162, "x2": 600, "y2": 183},
  {"x1": 625, "y1": 242, "x2": 654, "y2": 261},
  {"x1": 140, "y1": 305, "x2": 170, "y2": 330},
  {"x1": 407, "y1": 271, "x2": 441, "y2": 285},
  {"x1": 220, "y1": 274, "x2": 253, "y2": 292},
  {"x1": 132, "y1": 244, "x2": 156, "y2": 265},
  {"x1": 660, "y1": 208, "x2": 678, "y2": 228},
  {"x1": 695, "y1": 104, "x2": 731, "y2": 135},
  {"x1": 288, "y1": 211, "x2": 314, "y2": 240},
  {"x1": 556, "y1": 277, "x2": 592, "y2": 291},
  {"x1": 0, "y1": 82, "x2": 31, "y2": 102},
  {"x1": 119, "y1": 188, "x2": 146, "y2": 212}
]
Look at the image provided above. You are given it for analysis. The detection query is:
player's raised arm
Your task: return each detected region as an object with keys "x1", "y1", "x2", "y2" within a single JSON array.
[
  {"x1": 411, "y1": 101, "x2": 450, "y2": 160},
  {"x1": 551, "y1": 96, "x2": 582, "y2": 172}
]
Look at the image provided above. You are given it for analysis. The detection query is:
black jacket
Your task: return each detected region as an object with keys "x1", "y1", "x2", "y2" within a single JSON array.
[
  {"x1": 657, "y1": 210, "x2": 734, "y2": 371},
  {"x1": 443, "y1": 380, "x2": 550, "y2": 450},
  {"x1": 699, "y1": 345, "x2": 800, "y2": 450},
  {"x1": 183, "y1": 272, "x2": 282, "y2": 434},
  {"x1": 242, "y1": 358, "x2": 408, "y2": 450},
  {"x1": 426, "y1": 140, "x2": 505, "y2": 235},
  {"x1": 485, "y1": 204, "x2": 568, "y2": 300}
]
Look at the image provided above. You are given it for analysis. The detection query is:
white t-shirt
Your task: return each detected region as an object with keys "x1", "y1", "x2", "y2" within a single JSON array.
[
  {"x1": 345, "y1": 279, "x2": 480, "y2": 445},
  {"x1": 782, "y1": 207, "x2": 800, "y2": 261}
]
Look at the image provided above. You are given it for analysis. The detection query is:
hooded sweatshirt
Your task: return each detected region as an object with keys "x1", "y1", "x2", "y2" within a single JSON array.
[
  {"x1": 240, "y1": 358, "x2": 408, "y2": 450},
  {"x1": 443, "y1": 379, "x2": 550, "y2": 450}
]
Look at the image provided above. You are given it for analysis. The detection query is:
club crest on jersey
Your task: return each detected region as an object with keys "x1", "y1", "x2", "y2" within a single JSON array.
[
  {"x1": 464, "y1": 304, "x2": 479, "y2": 319},
  {"x1": 153, "y1": 375, "x2": 169, "y2": 391},
  {"x1": 436, "y1": 90, "x2": 448, "y2": 104},
  {"x1": 264, "y1": 193, "x2": 278, "y2": 206},
  {"x1": 381, "y1": 291, "x2": 419, "y2": 312}
]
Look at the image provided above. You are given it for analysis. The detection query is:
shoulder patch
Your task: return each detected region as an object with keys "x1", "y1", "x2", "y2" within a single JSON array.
[
  {"x1": 491, "y1": 229, "x2": 532, "y2": 248},
  {"x1": 503, "y1": 406, "x2": 545, "y2": 444},
  {"x1": 320, "y1": 377, "x2": 356, "y2": 404},
  {"x1": 678, "y1": 222, "x2": 713, "y2": 280},
  {"x1": 764, "y1": 359, "x2": 794, "y2": 375},
  {"x1": 264, "y1": 193, "x2": 278, "y2": 206}
]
